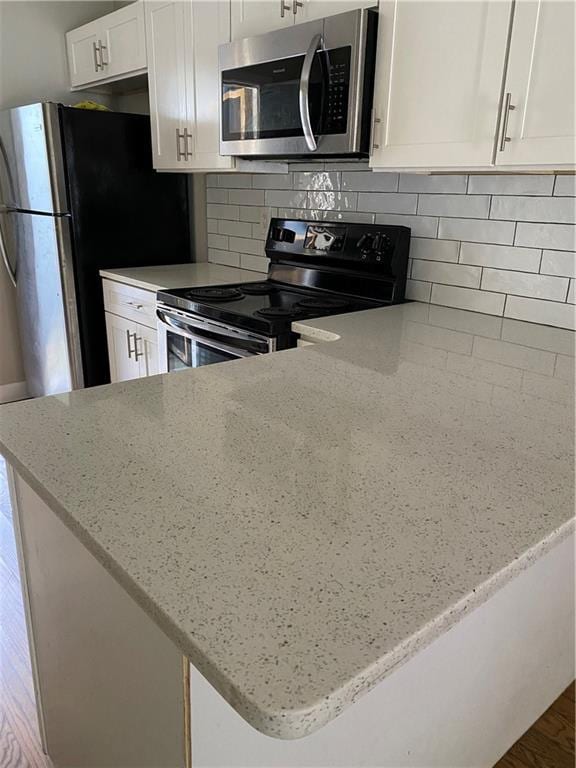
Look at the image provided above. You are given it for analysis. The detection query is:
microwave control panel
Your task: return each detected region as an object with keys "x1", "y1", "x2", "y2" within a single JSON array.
[{"x1": 324, "y1": 47, "x2": 351, "y2": 135}]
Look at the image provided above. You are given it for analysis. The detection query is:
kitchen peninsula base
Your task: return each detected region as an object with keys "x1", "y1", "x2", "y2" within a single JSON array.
[{"x1": 9, "y1": 466, "x2": 573, "y2": 768}]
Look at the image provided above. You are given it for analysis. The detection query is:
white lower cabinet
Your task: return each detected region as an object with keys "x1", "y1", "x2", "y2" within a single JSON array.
[
  {"x1": 103, "y1": 279, "x2": 159, "y2": 383},
  {"x1": 105, "y1": 312, "x2": 158, "y2": 383}
]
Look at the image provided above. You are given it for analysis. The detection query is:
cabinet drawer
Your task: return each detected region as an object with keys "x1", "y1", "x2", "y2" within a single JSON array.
[{"x1": 102, "y1": 279, "x2": 157, "y2": 328}]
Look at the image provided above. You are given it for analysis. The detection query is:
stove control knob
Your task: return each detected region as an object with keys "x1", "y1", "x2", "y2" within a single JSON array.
[{"x1": 357, "y1": 233, "x2": 371, "y2": 252}]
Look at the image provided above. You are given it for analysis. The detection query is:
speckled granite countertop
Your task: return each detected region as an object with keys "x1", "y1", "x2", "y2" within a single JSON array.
[
  {"x1": 99, "y1": 263, "x2": 261, "y2": 292},
  {"x1": 0, "y1": 302, "x2": 573, "y2": 739}
]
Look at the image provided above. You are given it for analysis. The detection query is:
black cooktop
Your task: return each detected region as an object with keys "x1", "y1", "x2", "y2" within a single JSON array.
[{"x1": 157, "y1": 280, "x2": 383, "y2": 336}]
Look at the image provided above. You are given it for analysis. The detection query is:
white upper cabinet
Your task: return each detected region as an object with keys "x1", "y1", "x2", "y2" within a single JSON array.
[
  {"x1": 370, "y1": 1, "x2": 512, "y2": 171},
  {"x1": 146, "y1": 0, "x2": 235, "y2": 171},
  {"x1": 146, "y1": 1, "x2": 189, "y2": 170},
  {"x1": 230, "y1": 0, "x2": 372, "y2": 40},
  {"x1": 66, "y1": 2, "x2": 147, "y2": 89},
  {"x1": 495, "y1": 0, "x2": 575, "y2": 168},
  {"x1": 231, "y1": 0, "x2": 293, "y2": 40},
  {"x1": 99, "y1": 2, "x2": 147, "y2": 81}
]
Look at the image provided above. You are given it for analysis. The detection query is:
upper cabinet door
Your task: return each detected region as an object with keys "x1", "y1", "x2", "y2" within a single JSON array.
[
  {"x1": 185, "y1": 1, "x2": 234, "y2": 170},
  {"x1": 66, "y1": 21, "x2": 102, "y2": 88},
  {"x1": 100, "y1": 2, "x2": 147, "y2": 80},
  {"x1": 294, "y1": 0, "x2": 375, "y2": 24},
  {"x1": 370, "y1": 0, "x2": 513, "y2": 170},
  {"x1": 145, "y1": 1, "x2": 189, "y2": 170},
  {"x1": 496, "y1": 0, "x2": 575, "y2": 168},
  {"x1": 230, "y1": 0, "x2": 293, "y2": 41}
]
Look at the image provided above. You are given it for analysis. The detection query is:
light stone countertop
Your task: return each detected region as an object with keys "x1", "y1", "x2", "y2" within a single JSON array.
[
  {"x1": 99, "y1": 263, "x2": 262, "y2": 292},
  {"x1": 0, "y1": 302, "x2": 574, "y2": 739}
]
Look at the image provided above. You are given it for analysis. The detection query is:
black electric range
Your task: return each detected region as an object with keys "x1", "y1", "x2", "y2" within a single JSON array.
[{"x1": 156, "y1": 219, "x2": 410, "y2": 372}]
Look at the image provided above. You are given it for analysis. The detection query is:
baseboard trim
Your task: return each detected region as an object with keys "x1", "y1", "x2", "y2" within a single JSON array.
[{"x1": 0, "y1": 381, "x2": 28, "y2": 404}]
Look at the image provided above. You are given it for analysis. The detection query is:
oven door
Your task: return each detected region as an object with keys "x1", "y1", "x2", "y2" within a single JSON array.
[
  {"x1": 156, "y1": 306, "x2": 272, "y2": 374},
  {"x1": 219, "y1": 10, "x2": 373, "y2": 157}
]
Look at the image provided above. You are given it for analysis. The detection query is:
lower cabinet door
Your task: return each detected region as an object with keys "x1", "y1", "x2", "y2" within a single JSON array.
[
  {"x1": 105, "y1": 313, "x2": 142, "y2": 383},
  {"x1": 136, "y1": 323, "x2": 160, "y2": 377}
]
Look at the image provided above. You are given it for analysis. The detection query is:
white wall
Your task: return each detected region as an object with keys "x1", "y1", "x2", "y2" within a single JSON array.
[{"x1": 0, "y1": 0, "x2": 116, "y2": 396}]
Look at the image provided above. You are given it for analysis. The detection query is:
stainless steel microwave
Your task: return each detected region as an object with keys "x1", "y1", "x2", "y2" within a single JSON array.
[{"x1": 218, "y1": 8, "x2": 378, "y2": 158}]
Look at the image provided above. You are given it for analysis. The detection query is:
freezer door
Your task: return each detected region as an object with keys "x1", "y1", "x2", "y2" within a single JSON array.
[
  {"x1": 12, "y1": 210, "x2": 83, "y2": 397},
  {"x1": 0, "y1": 103, "x2": 69, "y2": 214}
]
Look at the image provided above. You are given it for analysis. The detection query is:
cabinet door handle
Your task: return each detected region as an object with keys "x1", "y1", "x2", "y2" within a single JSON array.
[
  {"x1": 176, "y1": 128, "x2": 183, "y2": 161},
  {"x1": 371, "y1": 111, "x2": 381, "y2": 150},
  {"x1": 280, "y1": 0, "x2": 291, "y2": 17},
  {"x1": 126, "y1": 329, "x2": 134, "y2": 359},
  {"x1": 184, "y1": 128, "x2": 193, "y2": 159},
  {"x1": 99, "y1": 40, "x2": 108, "y2": 67},
  {"x1": 292, "y1": 0, "x2": 303, "y2": 13},
  {"x1": 133, "y1": 335, "x2": 143, "y2": 361},
  {"x1": 93, "y1": 41, "x2": 101, "y2": 72},
  {"x1": 499, "y1": 92, "x2": 516, "y2": 152}
]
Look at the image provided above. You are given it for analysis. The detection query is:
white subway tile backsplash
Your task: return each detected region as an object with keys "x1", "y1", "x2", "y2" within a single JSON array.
[
  {"x1": 410, "y1": 238, "x2": 459, "y2": 263},
  {"x1": 357, "y1": 192, "x2": 417, "y2": 214},
  {"x1": 431, "y1": 284, "x2": 506, "y2": 315},
  {"x1": 515, "y1": 222, "x2": 576, "y2": 250},
  {"x1": 204, "y1": 172, "x2": 576, "y2": 331},
  {"x1": 481, "y1": 269, "x2": 569, "y2": 302},
  {"x1": 228, "y1": 189, "x2": 265, "y2": 206},
  {"x1": 459, "y1": 242, "x2": 541, "y2": 272},
  {"x1": 405, "y1": 279, "x2": 432, "y2": 302},
  {"x1": 540, "y1": 250, "x2": 576, "y2": 278},
  {"x1": 251, "y1": 173, "x2": 294, "y2": 190},
  {"x1": 342, "y1": 172, "x2": 399, "y2": 192},
  {"x1": 418, "y1": 194, "x2": 490, "y2": 219},
  {"x1": 207, "y1": 233, "x2": 228, "y2": 250},
  {"x1": 219, "y1": 219, "x2": 253, "y2": 237},
  {"x1": 412, "y1": 260, "x2": 481, "y2": 288},
  {"x1": 308, "y1": 191, "x2": 358, "y2": 211},
  {"x1": 505, "y1": 296, "x2": 576, "y2": 330},
  {"x1": 264, "y1": 189, "x2": 307, "y2": 208},
  {"x1": 553, "y1": 176, "x2": 576, "y2": 196},
  {"x1": 228, "y1": 237, "x2": 264, "y2": 256},
  {"x1": 207, "y1": 203, "x2": 239, "y2": 220},
  {"x1": 439, "y1": 217, "x2": 515, "y2": 245},
  {"x1": 208, "y1": 248, "x2": 240, "y2": 267},
  {"x1": 374, "y1": 214, "x2": 438, "y2": 238},
  {"x1": 491, "y1": 196, "x2": 576, "y2": 224},
  {"x1": 399, "y1": 174, "x2": 468, "y2": 194},
  {"x1": 468, "y1": 175, "x2": 555, "y2": 196},
  {"x1": 239, "y1": 206, "x2": 263, "y2": 223},
  {"x1": 239, "y1": 254, "x2": 269, "y2": 273},
  {"x1": 206, "y1": 188, "x2": 228, "y2": 204},
  {"x1": 294, "y1": 171, "x2": 340, "y2": 191}
]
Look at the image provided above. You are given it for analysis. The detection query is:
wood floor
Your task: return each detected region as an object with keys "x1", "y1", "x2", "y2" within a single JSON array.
[{"x1": 0, "y1": 454, "x2": 573, "y2": 767}]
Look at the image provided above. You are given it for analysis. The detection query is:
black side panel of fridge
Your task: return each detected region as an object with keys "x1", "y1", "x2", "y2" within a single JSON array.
[{"x1": 59, "y1": 106, "x2": 191, "y2": 388}]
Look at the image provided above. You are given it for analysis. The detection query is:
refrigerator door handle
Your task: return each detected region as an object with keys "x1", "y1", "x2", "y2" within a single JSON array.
[{"x1": 0, "y1": 211, "x2": 16, "y2": 287}]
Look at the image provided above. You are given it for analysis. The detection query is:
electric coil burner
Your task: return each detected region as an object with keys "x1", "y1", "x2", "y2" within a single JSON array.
[
  {"x1": 156, "y1": 219, "x2": 410, "y2": 374},
  {"x1": 185, "y1": 287, "x2": 244, "y2": 302},
  {"x1": 240, "y1": 282, "x2": 277, "y2": 295}
]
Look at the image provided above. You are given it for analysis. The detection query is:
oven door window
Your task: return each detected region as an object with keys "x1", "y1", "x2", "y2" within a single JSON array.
[
  {"x1": 167, "y1": 331, "x2": 241, "y2": 371},
  {"x1": 221, "y1": 46, "x2": 351, "y2": 142}
]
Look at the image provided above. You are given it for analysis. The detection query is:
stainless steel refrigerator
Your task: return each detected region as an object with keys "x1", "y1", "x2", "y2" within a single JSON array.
[{"x1": 0, "y1": 102, "x2": 190, "y2": 397}]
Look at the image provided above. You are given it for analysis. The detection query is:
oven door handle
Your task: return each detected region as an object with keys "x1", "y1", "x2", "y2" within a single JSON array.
[
  {"x1": 299, "y1": 33, "x2": 324, "y2": 152},
  {"x1": 156, "y1": 309, "x2": 261, "y2": 359}
]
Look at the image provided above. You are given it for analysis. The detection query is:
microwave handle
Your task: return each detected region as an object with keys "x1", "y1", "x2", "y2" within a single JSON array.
[{"x1": 299, "y1": 33, "x2": 324, "y2": 152}]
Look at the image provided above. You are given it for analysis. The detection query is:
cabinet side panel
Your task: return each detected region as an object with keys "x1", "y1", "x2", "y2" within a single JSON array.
[{"x1": 12, "y1": 470, "x2": 186, "y2": 768}]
